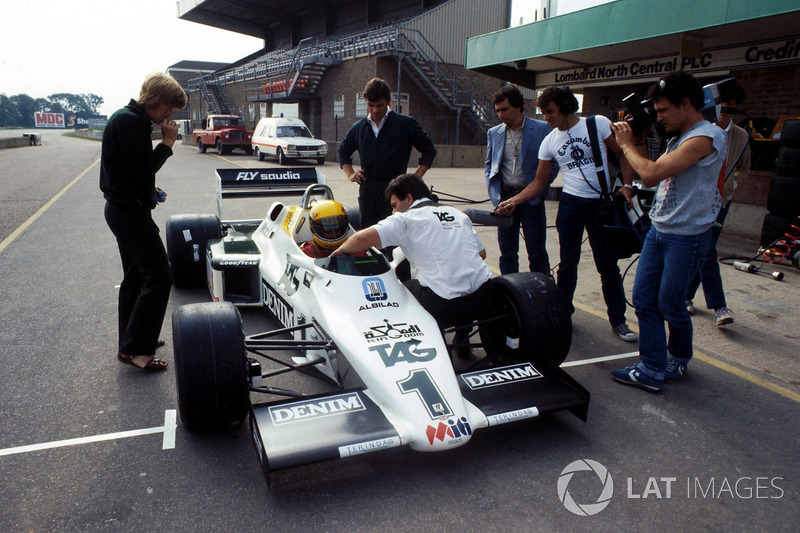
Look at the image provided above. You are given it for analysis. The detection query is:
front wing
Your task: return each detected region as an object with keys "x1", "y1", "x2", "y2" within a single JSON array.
[{"x1": 250, "y1": 361, "x2": 589, "y2": 474}]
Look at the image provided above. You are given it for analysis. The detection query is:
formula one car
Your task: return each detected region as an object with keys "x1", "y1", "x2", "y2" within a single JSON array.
[{"x1": 166, "y1": 168, "x2": 589, "y2": 480}]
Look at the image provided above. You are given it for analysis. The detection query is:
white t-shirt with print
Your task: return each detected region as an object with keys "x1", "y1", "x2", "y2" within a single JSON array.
[{"x1": 538, "y1": 116, "x2": 614, "y2": 198}]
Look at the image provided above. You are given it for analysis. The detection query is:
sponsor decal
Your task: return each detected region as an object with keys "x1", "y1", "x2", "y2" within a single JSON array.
[
  {"x1": 460, "y1": 363, "x2": 542, "y2": 390},
  {"x1": 362, "y1": 277, "x2": 387, "y2": 302},
  {"x1": 262, "y1": 281, "x2": 294, "y2": 328},
  {"x1": 236, "y1": 170, "x2": 302, "y2": 181},
  {"x1": 358, "y1": 302, "x2": 399, "y2": 311},
  {"x1": 219, "y1": 259, "x2": 259, "y2": 267},
  {"x1": 487, "y1": 407, "x2": 539, "y2": 426},
  {"x1": 425, "y1": 416, "x2": 472, "y2": 445},
  {"x1": 369, "y1": 339, "x2": 436, "y2": 367},
  {"x1": 338, "y1": 437, "x2": 401, "y2": 458},
  {"x1": 268, "y1": 392, "x2": 365, "y2": 425},
  {"x1": 363, "y1": 319, "x2": 422, "y2": 343},
  {"x1": 432, "y1": 210, "x2": 461, "y2": 230},
  {"x1": 281, "y1": 206, "x2": 296, "y2": 234}
]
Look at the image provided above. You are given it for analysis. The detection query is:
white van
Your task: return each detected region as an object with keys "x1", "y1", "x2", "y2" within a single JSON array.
[{"x1": 251, "y1": 117, "x2": 328, "y2": 165}]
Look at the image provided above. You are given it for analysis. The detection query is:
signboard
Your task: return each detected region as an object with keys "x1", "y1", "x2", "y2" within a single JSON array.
[
  {"x1": 34, "y1": 112, "x2": 65, "y2": 128},
  {"x1": 33, "y1": 112, "x2": 107, "y2": 129},
  {"x1": 543, "y1": 37, "x2": 800, "y2": 88}
]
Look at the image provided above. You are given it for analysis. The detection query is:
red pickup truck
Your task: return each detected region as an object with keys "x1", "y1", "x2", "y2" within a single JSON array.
[{"x1": 194, "y1": 115, "x2": 253, "y2": 155}]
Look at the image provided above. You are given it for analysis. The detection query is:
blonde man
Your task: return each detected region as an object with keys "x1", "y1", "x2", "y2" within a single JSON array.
[{"x1": 100, "y1": 73, "x2": 186, "y2": 372}]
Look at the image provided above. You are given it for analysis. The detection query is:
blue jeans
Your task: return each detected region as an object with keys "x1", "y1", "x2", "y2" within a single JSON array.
[
  {"x1": 686, "y1": 202, "x2": 729, "y2": 309},
  {"x1": 632, "y1": 227, "x2": 712, "y2": 379},
  {"x1": 497, "y1": 195, "x2": 549, "y2": 275},
  {"x1": 555, "y1": 193, "x2": 627, "y2": 327}
]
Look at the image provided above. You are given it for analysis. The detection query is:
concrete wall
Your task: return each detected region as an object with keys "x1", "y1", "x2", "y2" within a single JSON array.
[{"x1": 0, "y1": 136, "x2": 35, "y2": 149}]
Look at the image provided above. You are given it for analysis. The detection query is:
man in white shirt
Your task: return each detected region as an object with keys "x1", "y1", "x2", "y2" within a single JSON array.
[{"x1": 331, "y1": 173, "x2": 493, "y2": 331}]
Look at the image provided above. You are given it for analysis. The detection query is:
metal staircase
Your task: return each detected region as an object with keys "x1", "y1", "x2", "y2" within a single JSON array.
[{"x1": 190, "y1": 25, "x2": 495, "y2": 141}]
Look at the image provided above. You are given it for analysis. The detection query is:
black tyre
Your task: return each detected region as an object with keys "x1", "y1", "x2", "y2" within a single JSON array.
[
  {"x1": 767, "y1": 175, "x2": 800, "y2": 218},
  {"x1": 277, "y1": 147, "x2": 287, "y2": 165},
  {"x1": 775, "y1": 147, "x2": 800, "y2": 177},
  {"x1": 245, "y1": 146, "x2": 254, "y2": 156},
  {"x1": 255, "y1": 147, "x2": 265, "y2": 161},
  {"x1": 216, "y1": 138, "x2": 224, "y2": 155},
  {"x1": 760, "y1": 213, "x2": 800, "y2": 247},
  {"x1": 197, "y1": 138, "x2": 206, "y2": 153},
  {"x1": 172, "y1": 302, "x2": 249, "y2": 431},
  {"x1": 780, "y1": 119, "x2": 800, "y2": 148},
  {"x1": 480, "y1": 272, "x2": 572, "y2": 367},
  {"x1": 317, "y1": 157, "x2": 326, "y2": 165},
  {"x1": 166, "y1": 214, "x2": 222, "y2": 288}
]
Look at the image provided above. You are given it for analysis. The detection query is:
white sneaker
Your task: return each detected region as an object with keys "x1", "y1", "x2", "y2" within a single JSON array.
[
  {"x1": 686, "y1": 299, "x2": 695, "y2": 315},
  {"x1": 715, "y1": 307, "x2": 734, "y2": 327}
]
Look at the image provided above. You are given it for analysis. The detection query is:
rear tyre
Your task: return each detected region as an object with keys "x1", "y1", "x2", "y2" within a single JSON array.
[
  {"x1": 245, "y1": 146, "x2": 254, "y2": 156},
  {"x1": 277, "y1": 147, "x2": 287, "y2": 165},
  {"x1": 197, "y1": 138, "x2": 206, "y2": 153},
  {"x1": 760, "y1": 213, "x2": 800, "y2": 247},
  {"x1": 166, "y1": 214, "x2": 222, "y2": 288},
  {"x1": 173, "y1": 302, "x2": 249, "y2": 432},
  {"x1": 480, "y1": 272, "x2": 572, "y2": 367}
]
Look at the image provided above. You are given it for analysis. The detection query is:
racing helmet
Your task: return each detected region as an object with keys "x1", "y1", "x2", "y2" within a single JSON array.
[{"x1": 308, "y1": 200, "x2": 349, "y2": 250}]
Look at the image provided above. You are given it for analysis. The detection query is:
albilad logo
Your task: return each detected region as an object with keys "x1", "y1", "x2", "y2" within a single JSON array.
[{"x1": 557, "y1": 459, "x2": 614, "y2": 516}]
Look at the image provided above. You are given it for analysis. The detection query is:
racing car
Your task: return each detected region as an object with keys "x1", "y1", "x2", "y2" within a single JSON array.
[{"x1": 166, "y1": 168, "x2": 589, "y2": 481}]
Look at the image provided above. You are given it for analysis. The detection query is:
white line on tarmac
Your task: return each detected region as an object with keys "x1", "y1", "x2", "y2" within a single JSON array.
[
  {"x1": 561, "y1": 351, "x2": 639, "y2": 367},
  {"x1": 0, "y1": 409, "x2": 177, "y2": 458}
]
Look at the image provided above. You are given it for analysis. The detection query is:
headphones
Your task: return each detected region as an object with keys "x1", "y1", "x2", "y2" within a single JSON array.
[{"x1": 557, "y1": 86, "x2": 580, "y2": 115}]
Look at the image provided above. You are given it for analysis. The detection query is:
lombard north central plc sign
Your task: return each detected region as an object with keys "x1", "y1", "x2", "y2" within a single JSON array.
[{"x1": 547, "y1": 37, "x2": 800, "y2": 88}]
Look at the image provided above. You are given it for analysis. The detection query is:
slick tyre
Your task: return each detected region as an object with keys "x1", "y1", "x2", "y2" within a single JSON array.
[
  {"x1": 172, "y1": 302, "x2": 249, "y2": 432},
  {"x1": 760, "y1": 213, "x2": 800, "y2": 247},
  {"x1": 775, "y1": 147, "x2": 800, "y2": 177},
  {"x1": 480, "y1": 272, "x2": 572, "y2": 367},
  {"x1": 166, "y1": 214, "x2": 222, "y2": 288},
  {"x1": 780, "y1": 119, "x2": 800, "y2": 148},
  {"x1": 767, "y1": 175, "x2": 800, "y2": 218}
]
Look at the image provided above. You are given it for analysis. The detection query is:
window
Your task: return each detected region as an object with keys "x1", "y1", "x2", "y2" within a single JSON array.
[
  {"x1": 333, "y1": 95, "x2": 345, "y2": 118},
  {"x1": 355, "y1": 93, "x2": 367, "y2": 117}
]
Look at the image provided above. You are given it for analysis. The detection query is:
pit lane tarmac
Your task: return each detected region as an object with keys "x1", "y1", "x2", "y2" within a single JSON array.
[{"x1": 0, "y1": 131, "x2": 798, "y2": 532}]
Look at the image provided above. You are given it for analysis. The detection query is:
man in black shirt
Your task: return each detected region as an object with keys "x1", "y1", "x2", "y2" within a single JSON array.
[
  {"x1": 100, "y1": 73, "x2": 186, "y2": 372},
  {"x1": 338, "y1": 78, "x2": 437, "y2": 228}
]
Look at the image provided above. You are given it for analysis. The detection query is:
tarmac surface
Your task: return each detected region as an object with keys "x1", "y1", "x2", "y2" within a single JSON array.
[{"x1": 0, "y1": 129, "x2": 799, "y2": 532}]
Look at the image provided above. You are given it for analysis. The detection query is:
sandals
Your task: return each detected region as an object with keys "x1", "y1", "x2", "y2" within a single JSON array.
[{"x1": 117, "y1": 352, "x2": 168, "y2": 372}]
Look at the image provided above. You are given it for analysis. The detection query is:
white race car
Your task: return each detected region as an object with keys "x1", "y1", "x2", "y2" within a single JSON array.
[{"x1": 166, "y1": 168, "x2": 589, "y2": 481}]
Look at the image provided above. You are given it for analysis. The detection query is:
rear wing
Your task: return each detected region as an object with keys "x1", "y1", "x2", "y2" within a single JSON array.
[{"x1": 215, "y1": 167, "x2": 326, "y2": 220}]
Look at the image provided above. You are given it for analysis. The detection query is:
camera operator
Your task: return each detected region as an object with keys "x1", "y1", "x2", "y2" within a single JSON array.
[{"x1": 610, "y1": 71, "x2": 726, "y2": 392}]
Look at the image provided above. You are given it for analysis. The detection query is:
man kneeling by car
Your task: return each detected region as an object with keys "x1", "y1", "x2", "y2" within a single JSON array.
[{"x1": 330, "y1": 173, "x2": 494, "y2": 357}]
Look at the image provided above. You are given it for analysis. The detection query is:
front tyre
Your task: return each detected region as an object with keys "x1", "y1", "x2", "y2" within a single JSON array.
[
  {"x1": 216, "y1": 138, "x2": 225, "y2": 155},
  {"x1": 480, "y1": 272, "x2": 572, "y2": 367},
  {"x1": 173, "y1": 302, "x2": 249, "y2": 431},
  {"x1": 277, "y1": 147, "x2": 287, "y2": 165}
]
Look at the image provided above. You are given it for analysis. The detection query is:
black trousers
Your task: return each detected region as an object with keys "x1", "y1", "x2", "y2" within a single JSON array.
[
  {"x1": 104, "y1": 202, "x2": 172, "y2": 355},
  {"x1": 404, "y1": 278, "x2": 495, "y2": 329}
]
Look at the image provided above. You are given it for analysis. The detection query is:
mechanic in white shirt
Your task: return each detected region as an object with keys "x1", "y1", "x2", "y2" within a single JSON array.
[{"x1": 331, "y1": 173, "x2": 493, "y2": 331}]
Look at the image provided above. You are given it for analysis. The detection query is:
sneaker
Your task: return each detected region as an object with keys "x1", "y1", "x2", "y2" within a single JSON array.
[
  {"x1": 664, "y1": 357, "x2": 688, "y2": 383},
  {"x1": 714, "y1": 307, "x2": 734, "y2": 327},
  {"x1": 613, "y1": 323, "x2": 638, "y2": 342},
  {"x1": 611, "y1": 366, "x2": 663, "y2": 392},
  {"x1": 686, "y1": 299, "x2": 695, "y2": 315}
]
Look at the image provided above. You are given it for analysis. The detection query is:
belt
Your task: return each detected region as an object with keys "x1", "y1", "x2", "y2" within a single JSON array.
[{"x1": 502, "y1": 185, "x2": 525, "y2": 194}]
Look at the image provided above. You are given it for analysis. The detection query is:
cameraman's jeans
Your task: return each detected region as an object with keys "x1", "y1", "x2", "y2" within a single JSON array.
[
  {"x1": 555, "y1": 193, "x2": 627, "y2": 327},
  {"x1": 498, "y1": 193, "x2": 549, "y2": 275},
  {"x1": 632, "y1": 227, "x2": 712, "y2": 379},
  {"x1": 686, "y1": 202, "x2": 730, "y2": 309}
]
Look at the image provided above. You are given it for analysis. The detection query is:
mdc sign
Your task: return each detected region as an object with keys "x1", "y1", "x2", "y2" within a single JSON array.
[{"x1": 34, "y1": 112, "x2": 65, "y2": 128}]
